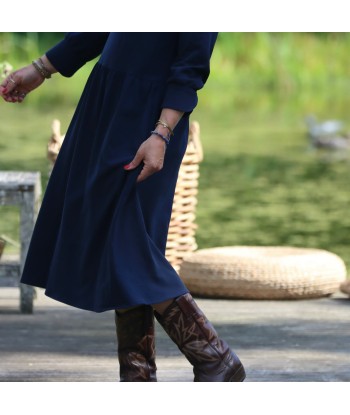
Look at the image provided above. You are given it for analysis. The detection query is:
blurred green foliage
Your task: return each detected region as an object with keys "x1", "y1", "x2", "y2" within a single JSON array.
[
  {"x1": 2, "y1": 32, "x2": 350, "y2": 105},
  {"x1": 0, "y1": 33, "x2": 62, "y2": 63},
  {"x1": 213, "y1": 32, "x2": 350, "y2": 90}
]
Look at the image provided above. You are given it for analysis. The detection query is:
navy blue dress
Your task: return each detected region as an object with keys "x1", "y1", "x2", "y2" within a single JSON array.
[{"x1": 20, "y1": 33, "x2": 218, "y2": 312}]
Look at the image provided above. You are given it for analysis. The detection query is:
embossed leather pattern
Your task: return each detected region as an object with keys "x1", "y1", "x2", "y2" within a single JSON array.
[
  {"x1": 115, "y1": 305, "x2": 157, "y2": 382},
  {"x1": 155, "y1": 293, "x2": 246, "y2": 382}
]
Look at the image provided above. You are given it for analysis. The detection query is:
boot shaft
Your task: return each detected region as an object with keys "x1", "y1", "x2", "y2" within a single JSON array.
[
  {"x1": 155, "y1": 293, "x2": 245, "y2": 382},
  {"x1": 115, "y1": 305, "x2": 157, "y2": 382}
]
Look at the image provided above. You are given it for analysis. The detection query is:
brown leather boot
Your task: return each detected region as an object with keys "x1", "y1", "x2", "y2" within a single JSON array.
[
  {"x1": 115, "y1": 305, "x2": 157, "y2": 382},
  {"x1": 155, "y1": 293, "x2": 245, "y2": 382}
]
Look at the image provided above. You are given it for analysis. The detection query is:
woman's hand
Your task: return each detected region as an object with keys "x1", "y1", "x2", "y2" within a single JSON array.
[
  {"x1": 124, "y1": 108, "x2": 184, "y2": 182},
  {"x1": 0, "y1": 64, "x2": 45, "y2": 103},
  {"x1": 124, "y1": 134, "x2": 167, "y2": 183}
]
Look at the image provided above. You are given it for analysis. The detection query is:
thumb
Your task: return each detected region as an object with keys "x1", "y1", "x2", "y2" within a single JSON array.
[{"x1": 124, "y1": 150, "x2": 143, "y2": 170}]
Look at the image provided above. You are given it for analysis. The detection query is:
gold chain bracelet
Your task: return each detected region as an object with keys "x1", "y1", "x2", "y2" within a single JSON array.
[{"x1": 155, "y1": 119, "x2": 174, "y2": 136}]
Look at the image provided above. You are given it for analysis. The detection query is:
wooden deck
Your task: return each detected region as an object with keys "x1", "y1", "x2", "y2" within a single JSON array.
[{"x1": 0, "y1": 286, "x2": 349, "y2": 382}]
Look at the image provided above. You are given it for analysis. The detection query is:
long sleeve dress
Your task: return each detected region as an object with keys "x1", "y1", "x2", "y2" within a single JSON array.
[{"x1": 20, "y1": 32, "x2": 218, "y2": 312}]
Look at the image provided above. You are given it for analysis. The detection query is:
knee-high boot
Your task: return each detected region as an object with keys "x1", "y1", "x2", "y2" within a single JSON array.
[
  {"x1": 154, "y1": 293, "x2": 245, "y2": 382},
  {"x1": 115, "y1": 305, "x2": 157, "y2": 382}
]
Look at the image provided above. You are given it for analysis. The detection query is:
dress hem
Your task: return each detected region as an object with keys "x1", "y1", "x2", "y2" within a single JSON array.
[{"x1": 22, "y1": 281, "x2": 190, "y2": 313}]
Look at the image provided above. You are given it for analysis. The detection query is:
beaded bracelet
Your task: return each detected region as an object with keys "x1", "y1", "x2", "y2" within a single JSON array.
[
  {"x1": 150, "y1": 130, "x2": 170, "y2": 146},
  {"x1": 155, "y1": 119, "x2": 174, "y2": 136}
]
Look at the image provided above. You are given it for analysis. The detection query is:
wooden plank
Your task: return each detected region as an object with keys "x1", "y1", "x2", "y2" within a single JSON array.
[{"x1": 0, "y1": 171, "x2": 41, "y2": 190}]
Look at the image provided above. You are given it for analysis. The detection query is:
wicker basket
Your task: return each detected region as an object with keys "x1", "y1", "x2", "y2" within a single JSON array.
[
  {"x1": 47, "y1": 119, "x2": 202, "y2": 272},
  {"x1": 179, "y1": 246, "x2": 347, "y2": 299},
  {"x1": 47, "y1": 119, "x2": 65, "y2": 174},
  {"x1": 166, "y1": 121, "x2": 202, "y2": 271}
]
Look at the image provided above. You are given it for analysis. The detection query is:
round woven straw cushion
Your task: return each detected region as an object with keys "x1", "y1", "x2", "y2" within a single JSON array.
[{"x1": 179, "y1": 246, "x2": 347, "y2": 299}]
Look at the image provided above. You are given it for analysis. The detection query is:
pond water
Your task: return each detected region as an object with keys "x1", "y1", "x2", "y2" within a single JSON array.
[{"x1": 194, "y1": 85, "x2": 350, "y2": 271}]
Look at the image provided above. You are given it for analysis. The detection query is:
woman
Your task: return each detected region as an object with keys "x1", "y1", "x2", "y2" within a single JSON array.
[{"x1": 0, "y1": 33, "x2": 245, "y2": 382}]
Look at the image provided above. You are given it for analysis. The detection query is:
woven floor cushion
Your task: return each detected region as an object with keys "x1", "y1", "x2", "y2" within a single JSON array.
[{"x1": 179, "y1": 246, "x2": 347, "y2": 299}]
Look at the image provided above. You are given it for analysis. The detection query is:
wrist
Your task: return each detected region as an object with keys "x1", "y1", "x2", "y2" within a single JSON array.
[
  {"x1": 151, "y1": 134, "x2": 167, "y2": 147},
  {"x1": 31, "y1": 55, "x2": 56, "y2": 80},
  {"x1": 155, "y1": 119, "x2": 175, "y2": 137},
  {"x1": 40, "y1": 55, "x2": 57, "y2": 74},
  {"x1": 150, "y1": 130, "x2": 170, "y2": 147},
  {"x1": 154, "y1": 124, "x2": 170, "y2": 137}
]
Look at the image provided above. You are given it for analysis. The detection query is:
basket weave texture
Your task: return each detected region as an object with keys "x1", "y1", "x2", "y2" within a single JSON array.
[
  {"x1": 166, "y1": 121, "x2": 202, "y2": 271},
  {"x1": 179, "y1": 246, "x2": 347, "y2": 299},
  {"x1": 47, "y1": 119, "x2": 202, "y2": 272}
]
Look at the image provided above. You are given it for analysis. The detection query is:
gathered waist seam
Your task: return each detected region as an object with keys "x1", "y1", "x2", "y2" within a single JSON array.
[{"x1": 96, "y1": 61, "x2": 168, "y2": 83}]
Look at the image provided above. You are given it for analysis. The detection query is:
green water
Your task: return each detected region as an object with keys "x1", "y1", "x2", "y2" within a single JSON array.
[{"x1": 195, "y1": 85, "x2": 350, "y2": 272}]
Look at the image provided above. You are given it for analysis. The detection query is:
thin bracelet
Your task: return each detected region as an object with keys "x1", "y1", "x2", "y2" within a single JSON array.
[
  {"x1": 156, "y1": 119, "x2": 174, "y2": 136},
  {"x1": 32, "y1": 59, "x2": 51, "y2": 79},
  {"x1": 38, "y1": 57, "x2": 52, "y2": 78},
  {"x1": 150, "y1": 130, "x2": 170, "y2": 146}
]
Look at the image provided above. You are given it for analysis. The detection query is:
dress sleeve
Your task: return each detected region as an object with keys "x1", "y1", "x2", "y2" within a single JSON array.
[
  {"x1": 161, "y1": 32, "x2": 218, "y2": 114},
  {"x1": 45, "y1": 33, "x2": 110, "y2": 77}
]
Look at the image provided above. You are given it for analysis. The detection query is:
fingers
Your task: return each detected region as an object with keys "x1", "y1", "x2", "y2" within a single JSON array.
[
  {"x1": 124, "y1": 149, "x2": 144, "y2": 171},
  {"x1": 1, "y1": 72, "x2": 27, "y2": 103},
  {"x1": 124, "y1": 154, "x2": 164, "y2": 183},
  {"x1": 136, "y1": 157, "x2": 164, "y2": 183},
  {"x1": 1, "y1": 89, "x2": 27, "y2": 103},
  {"x1": 15, "y1": 92, "x2": 27, "y2": 103},
  {"x1": 124, "y1": 136, "x2": 166, "y2": 183},
  {"x1": 136, "y1": 163, "x2": 159, "y2": 183},
  {"x1": 1, "y1": 72, "x2": 18, "y2": 95}
]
